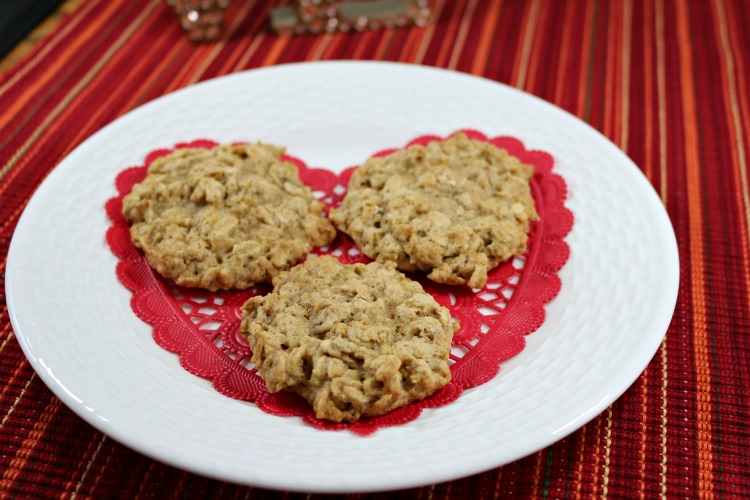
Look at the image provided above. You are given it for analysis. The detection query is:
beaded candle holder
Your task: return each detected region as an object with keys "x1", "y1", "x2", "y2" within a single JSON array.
[
  {"x1": 166, "y1": 0, "x2": 231, "y2": 42},
  {"x1": 166, "y1": 1, "x2": 430, "y2": 41},
  {"x1": 270, "y1": 0, "x2": 431, "y2": 35}
]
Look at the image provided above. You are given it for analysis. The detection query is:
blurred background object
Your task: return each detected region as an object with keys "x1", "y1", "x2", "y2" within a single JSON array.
[
  {"x1": 0, "y1": 0, "x2": 65, "y2": 59},
  {"x1": 166, "y1": 0, "x2": 231, "y2": 42},
  {"x1": 270, "y1": 0, "x2": 430, "y2": 35},
  {"x1": 163, "y1": 1, "x2": 431, "y2": 42}
]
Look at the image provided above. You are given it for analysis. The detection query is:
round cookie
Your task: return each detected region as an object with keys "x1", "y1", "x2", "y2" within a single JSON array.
[
  {"x1": 240, "y1": 255, "x2": 458, "y2": 423},
  {"x1": 122, "y1": 143, "x2": 336, "y2": 291},
  {"x1": 329, "y1": 132, "x2": 539, "y2": 289}
]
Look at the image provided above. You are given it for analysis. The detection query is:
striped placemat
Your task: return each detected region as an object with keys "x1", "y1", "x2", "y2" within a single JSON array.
[{"x1": 1, "y1": 0, "x2": 749, "y2": 497}]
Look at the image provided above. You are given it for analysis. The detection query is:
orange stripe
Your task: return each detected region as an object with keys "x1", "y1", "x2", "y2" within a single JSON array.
[
  {"x1": 1, "y1": 397, "x2": 63, "y2": 486},
  {"x1": 397, "y1": 23, "x2": 424, "y2": 63},
  {"x1": 723, "y1": 0, "x2": 750, "y2": 164},
  {"x1": 162, "y1": 44, "x2": 214, "y2": 94},
  {"x1": 655, "y1": 0, "x2": 668, "y2": 202},
  {"x1": 186, "y1": 0, "x2": 261, "y2": 85},
  {"x1": 0, "y1": 315, "x2": 13, "y2": 348},
  {"x1": 639, "y1": 369, "x2": 649, "y2": 499},
  {"x1": 602, "y1": 3, "x2": 616, "y2": 141},
  {"x1": 56, "y1": 28, "x2": 183, "y2": 161},
  {"x1": 512, "y1": 0, "x2": 541, "y2": 90},
  {"x1": 0, "y1": 372, "x2": 36, "y2": 472},
  {"x1": 87, "y1": 438, "x2": 115, "y2": 496},
  {"x1": 259, "y1": 36, "x2": 290, "y2": 67},
  {"x1": 608, "y1": 1, "x2": 623, "y2": 146},
  {"x1": 71, "y1": 435, "x2": 107, "y2": 497},
  {"x1": 321, "y1": 33, "x2": 347, "y2": 60},
  {"x1": 576, "y1": 0, "x2": 595, "y2": 119},
  {"x1": 646, "y1": 7, "x2": 669, "y2": 490},
  {"x1": 602, "y1": 407, "x2": 613, "y2": 497},
  {"x1": 398, "y1": 27, "x2": 419, "y2": 62},
  {"x1": 0, "y1": 0, "x2": 102, "y2": 96},
  {"x1": 675, "y1": 1, "x2": 714, "y2": 496},
  {"x1": 659, "y1": 340, "x2": 669, "y2": 496},
  {"x1": 0, "y1": 1, "x2": 162, "y2": 196},
  {"x1": 0, "y1": 1, "x2": 141, "y2": 154},
  {"x1": 215, "y1": 30, "x2": 256, "y2": 76},
  {"x1": 553, "y1": 0, "x2": 575, "y2": 106},
  {"x1": 433, "y1": 0, "x2": 466, "y2": 67},
  {"x1": 413, "y1": 0, "x2": 447, "y2": 64},
  {"x1": 225, "y1": 2, "x2": 278, "y2": 72},
  {"x1": 62, "y1": 434, "x2": 105, "y2": 495},
  {"x1": 612, "y1": 3, "x2": 624, "y2": 146},
  {"x1": 232, "y1": 31, "x2": 270, "y2": 71},
  {"x1": 620, "y1": 0, "x2": 633, "y2": 152},
  {"x1": 373, "y1": 29, "x2": 395, "y2": 60},
  {"x1": 0, "y1": 364, "x2": 33, "y2": 425},
  {"x1": 470, "y1": 0, "x2": 503, "y2": 76},
  {"x1": 129, "y1": 42, "x2": 190, "y2": 109},
  {"x1": 491, "y1": 468, "x2": 504, "y2": 500},
  {"x1": 0, "y1": 322, "x2": 14, "y2": 355},
  {"x1": 510, "y1": 2, "x2": 529, "y2": 87},
  {"x1": 712, "y1": 0, "x2": 750, "y2": 317},
  {"x1": 0, "y1": 177, "x2": 41, "y2": 236},
  {"x1": 448, "y1": 0, "x2": 480, "y2": 70},
  {"x1": 523, "y1": 0, "x2": 551, "y2": 93},
  {"x1": 591, "y1": 415, "x2": 603, "y2": 496},
  {"x1": 134, "y1": 462, "x2": 157, "y2": 500},
  {"x1": 609, "y1": 2, "x2": 622, "y2": 146},
  {"x1": 573, "y1": 424, "x2": 586, "y2": 500},
  {"x1": 173, "y1": 471, "x2": 190, "y2": 495},
  {"x1": 351, "y1": 30, "x2": 375, "y2": 60},
  {"x1": 0, "y1": 0, "x2": 124, "y2": 130},
  {"x1": 643, "y1": 0, "x2": 655, "y2": 182},
  {"x1": 530, "y1": 449, "x2": 544, "y2": 497},
  {"x1": 309, "y1": 34, "x2": 334, "y2": 61},
  {"x1": 162, "y1": 6, "x2": 256, "y2": 94}
]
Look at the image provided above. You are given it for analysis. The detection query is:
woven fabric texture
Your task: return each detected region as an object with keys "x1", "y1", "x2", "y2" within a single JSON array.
[{"x1": 1, "y1": 0, "x2": 750, "y2": 497}]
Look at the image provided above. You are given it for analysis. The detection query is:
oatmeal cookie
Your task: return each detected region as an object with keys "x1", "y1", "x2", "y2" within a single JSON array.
[
  {"x1": 329, "y1": 132, "x2": 539, "y2": 289},
  {"x1": 122, "y1": 143, "x2": 336, "y2": 291},
  {"x1": 241, "y1": 255, "x2": 458, "y2": 423}
]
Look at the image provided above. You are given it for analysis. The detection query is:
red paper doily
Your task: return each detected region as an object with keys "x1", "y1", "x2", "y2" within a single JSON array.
[{"x1": 105, "y1": 130, "x2": 572, "y2": 435}]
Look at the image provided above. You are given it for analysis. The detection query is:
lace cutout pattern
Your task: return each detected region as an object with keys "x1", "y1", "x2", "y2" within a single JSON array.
[{"x1": 105, "y1": 131, "x2": 572, "y2": 435}]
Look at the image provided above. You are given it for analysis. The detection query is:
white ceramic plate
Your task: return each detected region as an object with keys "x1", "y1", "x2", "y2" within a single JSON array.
[{"x1": 6, "y1": 62, "x2": 679, "y2": 493}]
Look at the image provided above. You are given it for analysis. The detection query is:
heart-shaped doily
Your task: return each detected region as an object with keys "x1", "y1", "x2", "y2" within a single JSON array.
[{"x1": 105, "y1": 130, "x2": 572, "y2": 435}]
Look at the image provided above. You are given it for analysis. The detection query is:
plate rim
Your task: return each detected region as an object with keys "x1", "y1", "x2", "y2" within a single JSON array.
[{"x1": 5, "y1": 60, "x2": 680, "y2": 493}]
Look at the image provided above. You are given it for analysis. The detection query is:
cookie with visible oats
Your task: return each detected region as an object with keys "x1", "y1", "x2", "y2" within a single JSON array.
[
  {"x1": 122, "y1": 143, "x2": 336, "y2": 291},
  {"x1": 240, "y1": 255, "x2": 458, "y2": 423},
  {"x1": 329, "y1": 132, "x2": 539, "y2": 289}
]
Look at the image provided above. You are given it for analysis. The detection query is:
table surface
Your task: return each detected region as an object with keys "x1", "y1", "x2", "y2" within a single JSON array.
[{"x1": 1, "y1": 0, "x2": 749, "y2": 497}]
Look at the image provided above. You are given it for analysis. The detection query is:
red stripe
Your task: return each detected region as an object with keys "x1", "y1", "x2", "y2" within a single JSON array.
[{"x1": 1, "y1": 0, "x2": 750, "y2": 497}]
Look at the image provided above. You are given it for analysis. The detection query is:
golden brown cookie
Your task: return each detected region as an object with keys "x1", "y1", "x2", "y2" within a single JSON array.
[
  {"x1": 240, "y1": 255, "x2": 458, "y2": 423},
  {"x1": 329, "y1": 132, "x2": 539, "y2": 289},
  {"x1": 122, "y1": 143, "x2": 336, "y2": 291}
]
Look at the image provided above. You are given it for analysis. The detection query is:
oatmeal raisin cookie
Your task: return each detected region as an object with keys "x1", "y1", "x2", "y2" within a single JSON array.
[
  {"x1": 122, "y1": 143, "x2": 336, "y2": 291},
  {"x1": 240, "y1": 255, "x2": 458, "y2": 423},
  {"x1": 329, "y1": 132, "x2": 538, "y2": 289}
]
